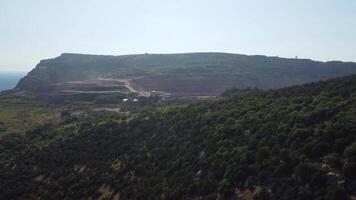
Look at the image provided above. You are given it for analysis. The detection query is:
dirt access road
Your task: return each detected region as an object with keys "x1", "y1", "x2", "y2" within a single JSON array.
[{"x1": 108, "y1": 78, "x2": 151, "y2": 97}]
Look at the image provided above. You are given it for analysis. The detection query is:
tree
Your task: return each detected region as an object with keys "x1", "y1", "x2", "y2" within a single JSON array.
[
  {"x1": 343, "y1": 162, "x2": 356, "y2": 179},
  {"x1": 324, "y1": 185, "x2": 349, "y2": 200},
  {"x1": 256, "y1": 147, "x2": 269, "y2": 164},
  {"x1": 294, "y1": 163, "x2": 316, "y2": 184},
  {"x1": 254, "y1": 188, "x2": 270, "y2": 200},
  {"x1": 218, "y1": 180, "x2": 234, "y2": 199},
  {"x1": 344, "y1": 142, "x2": 356, "y2": 162}
]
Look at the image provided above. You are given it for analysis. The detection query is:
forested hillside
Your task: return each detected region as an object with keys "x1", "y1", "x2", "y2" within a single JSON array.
[{"x1": 1, "y1": 75, "x2": 356, "y2": 199}]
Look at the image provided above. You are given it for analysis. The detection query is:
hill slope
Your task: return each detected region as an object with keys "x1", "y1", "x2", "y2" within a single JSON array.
[
  {"x1": 2, "y1": 75, "x2": 356, "y2": 199},
  {"x1": 16, "y1": 53, "x2": 356, "y2": 99}
]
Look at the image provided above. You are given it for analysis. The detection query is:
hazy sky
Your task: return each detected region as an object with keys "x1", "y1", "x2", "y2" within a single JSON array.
[{"x1": 0, "y1": 0, "x2": 355, "y2": 71}]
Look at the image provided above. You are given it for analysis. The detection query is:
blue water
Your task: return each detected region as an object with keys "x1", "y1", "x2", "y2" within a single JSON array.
[{"x1": 0, "y1": 72, "x2": 27, "y2": 91}]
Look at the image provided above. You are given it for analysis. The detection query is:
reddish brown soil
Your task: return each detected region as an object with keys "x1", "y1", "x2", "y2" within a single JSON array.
[{"x1": 131, "y1": 75, "x2": 244, "y2": 97}]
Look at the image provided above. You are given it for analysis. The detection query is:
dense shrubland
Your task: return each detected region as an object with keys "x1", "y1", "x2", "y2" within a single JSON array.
[{"x1": 1, "y1": 75, "x2": 356, "y2": 199}]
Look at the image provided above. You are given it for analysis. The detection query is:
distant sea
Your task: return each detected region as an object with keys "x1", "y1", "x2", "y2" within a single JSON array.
[{"x1": 0, "y1": 72, "x2": 27, "y2": 91}]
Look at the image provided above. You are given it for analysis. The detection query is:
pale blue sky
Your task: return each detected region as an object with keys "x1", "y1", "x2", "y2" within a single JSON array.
[{"x1": 0, "y1": 0, "x2": 355, "y2": 71}]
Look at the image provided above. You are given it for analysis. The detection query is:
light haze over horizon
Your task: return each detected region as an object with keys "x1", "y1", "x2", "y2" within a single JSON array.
[{"x1": 0, "y1": 0, "x2": 355, "y2": 72}]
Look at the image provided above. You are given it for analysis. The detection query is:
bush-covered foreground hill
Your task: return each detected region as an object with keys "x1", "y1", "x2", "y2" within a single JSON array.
[{"x1": 1, "y1": 75, "x2": 356, "y2": 200}]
